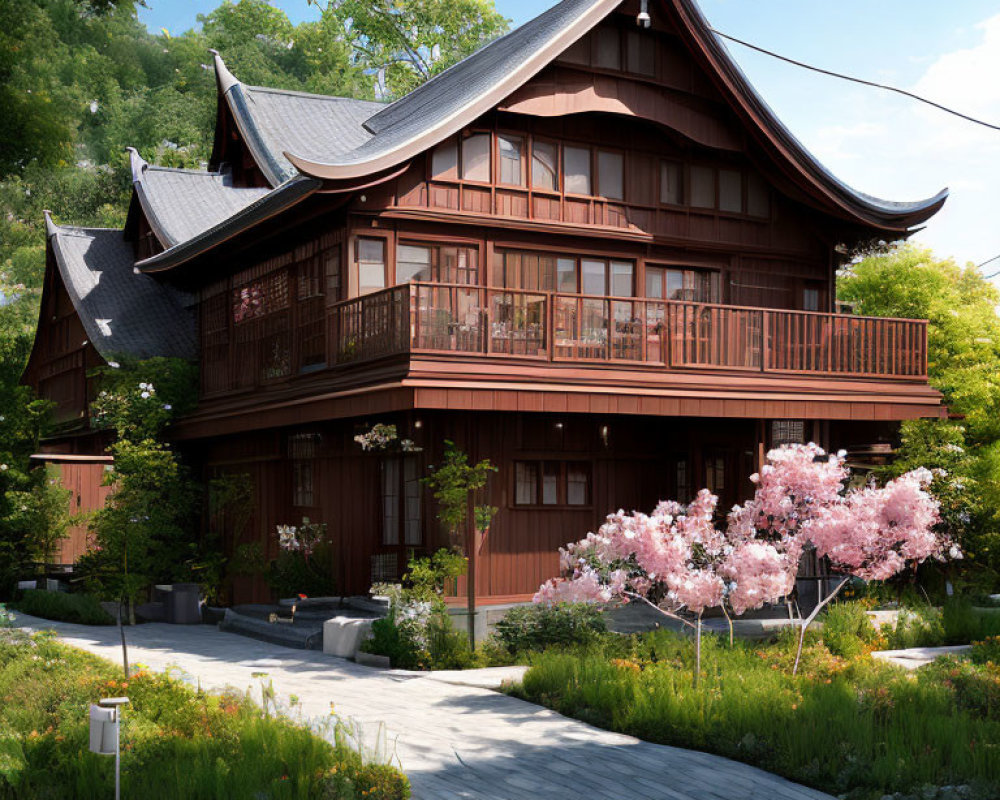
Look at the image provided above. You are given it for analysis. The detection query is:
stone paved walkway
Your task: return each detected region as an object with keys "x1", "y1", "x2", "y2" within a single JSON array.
[{"x1": 13, "y1": 613, "x2": 833, "y2": 800}]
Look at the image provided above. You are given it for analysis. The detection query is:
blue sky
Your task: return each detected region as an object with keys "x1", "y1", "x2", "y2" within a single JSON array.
[{"x1": 139, "y1": 0, "x2": 1000, "y2": 270}]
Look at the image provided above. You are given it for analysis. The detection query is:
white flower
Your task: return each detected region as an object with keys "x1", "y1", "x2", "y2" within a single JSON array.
[
  {"x1": 140, "y1": 392, "x2": 150, "y2": 399},
  {"x1": 108, "y1": 361, "x2": 120, "y2": 369}
]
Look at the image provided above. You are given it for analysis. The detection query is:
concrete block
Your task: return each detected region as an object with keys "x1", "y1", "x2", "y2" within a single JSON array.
[
  {"x1": 355, "y1": 650, "x2": 391, "y2": 668},
  {"x1": 323, "y1": 616, "x2": 375, "y2": 658}
]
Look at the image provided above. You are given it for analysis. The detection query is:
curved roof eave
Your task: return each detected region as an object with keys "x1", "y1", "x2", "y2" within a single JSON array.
[
  {"x1": 667, "y1": 0, "x2": 947, "y2": 230},
  {"x1": 128, "y1": 146, "x2": 178, "y2": 248},
  {"x1": 135, "y1": 175, "x2": 321, "y2": 273},
  {"x1": 278, "y1": 0, "x2": 945, "y2": 231}
]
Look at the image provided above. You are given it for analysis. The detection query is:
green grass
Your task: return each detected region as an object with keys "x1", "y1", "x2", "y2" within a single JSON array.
[
  {"x1": 0, "y1": 629, "x2": 409, "y2": 799},
  {"x1": 11, "y1": 590, "x2": 114, "y2": 626},
  {"x1": 512, "y1": 627, "x2": 1000, "y2": 799}
]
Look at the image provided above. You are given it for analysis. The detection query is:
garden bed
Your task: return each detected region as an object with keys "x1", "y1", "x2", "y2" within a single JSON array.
[
  {"x1": 0, "y1": 627, "x2": 409, "y2": 799},
  {"x1": 510, "y1": 625, "x2": 1000, "y2": 800}
]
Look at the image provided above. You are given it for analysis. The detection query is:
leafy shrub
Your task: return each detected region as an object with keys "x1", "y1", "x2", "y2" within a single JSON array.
[
  {"x1": 515, "y1": 627, "x2": 1000, "y2": 799},
  {"x1": 12, "y1": 589, "x2": 113, "y2": 625},
  {"x1": 971, "y1": 635, "x2": 1000, "y2": 665},
  {"x1": 920, "y1": 655, "x2": 1000, "y2": 720},
  {"x1": 489, "y1": 602, "x2": 607, "y2": 657},
  {"x1": 362, "y1": 548, "x2": 475, "y2": 670},
  {"x1": 268, "y1": 547, "x2": 337, "y2": 599},
  {"x1": 884, "y1": 604, "x2": 946, "y2": 649},
  {"x1": 821, "y1": 601, "x2": 882, "y2": 659},
  {"x1": 943, "y1": 598, "x2": 1000, "y2": 644},
  {"x1": 364, "y1": 615, "x2": 419, "y2": 669},
  {"x1": 0, "y1": 632, "x2": 410, "y2": 799}
]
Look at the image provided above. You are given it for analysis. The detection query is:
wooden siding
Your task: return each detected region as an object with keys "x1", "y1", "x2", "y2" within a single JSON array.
[
  {"x1": 207, "y1": 411, "x2": 805, "y2": 602},
  {"x1": 22, "y1": 257, "x2": 100, "y2": 428}
]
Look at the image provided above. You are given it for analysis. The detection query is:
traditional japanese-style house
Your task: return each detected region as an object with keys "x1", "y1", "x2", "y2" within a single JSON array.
[{"x1": 24, "y1": 0, "x2": 947, "y2": 606}]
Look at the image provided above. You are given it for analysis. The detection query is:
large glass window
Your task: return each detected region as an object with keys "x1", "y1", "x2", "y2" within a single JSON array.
[
  {"x1": 646, "y1": 266, "x2": 720, "y2": 303},
  {"x1": 514, "y1": 461, "x2": 592, "y2": 507},
  {"x1": 626, "y1": 29, "x2": 656, "y2": 76},
  {"x1": 611, "y1": 261, "x2": 634, "y2": 297},
  {"x1": 515, "y1": 462, "x2": 538, "y2": 505},
  {"x1": 382, "y1": 454, "x2": 422, "y2": 546},
  {"x1": 597, "y1": 151, "x2": 624, "y2": 200},
  {"x1": 531, "y1": 141, "x2": 559, "y2": 190},
  {"x1": 595, "y1": 27, "x2": 621, "y2": 70},
  {"x1": 461, "y1": 133, "x2": 491, "y2": 182},
  {"x1": 581, "y1": 259, "x2": 606, "y2": 295},
  {"x1": 690, "y1": 165, "x2": 715, "y2": 208},
  {"x1": 498, "y1": 134, "x2": 525, "y2": 186},
  {"x1": 357, "y1": 238, "x2": 386, "y2": 295},
  {"x1": 719, "y1": 169, "x2": 743, "y2": 213},
  {"x1": 397, "y1": 243, "x2": 479, "y2": 285},
  {"x1": 431, "y1": 139, "x2": 458, "y2": 179},
  {"x1": 557, "y1": 257, "x2": 578, "y2": 293},
  {"x1": 563, "y1": 146, "x2": 592, "y2": 195},
  {"x1": 396, "y1": 244, "x2": 432, "y2": 283},
  {"x1": 660, "y1": 161, "x2": 683, "y2": 205},
  {"x1": 747, "y1": 172, "x2": 770, "y2": 217}
]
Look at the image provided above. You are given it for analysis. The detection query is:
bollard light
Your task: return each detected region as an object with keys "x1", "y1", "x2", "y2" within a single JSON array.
[{"x1": 90, "y1": 697, "x2": 129, "y2": 800}]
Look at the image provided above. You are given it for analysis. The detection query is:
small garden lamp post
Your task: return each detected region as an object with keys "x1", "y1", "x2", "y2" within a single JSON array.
[{"x1": 90, "y1": 696, "x2": 130, "y2": 800}]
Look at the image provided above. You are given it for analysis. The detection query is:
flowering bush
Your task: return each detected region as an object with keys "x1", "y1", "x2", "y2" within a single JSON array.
[
  {"x1": 354, "y1": 423, "x2": 399, "y2": 452},
  {"x1": 361, "y1": 549, "x2": 474, "y2": 670},
  {"x1": 536, "y1": 443, "x2": 955, "y2": 676},
  {"x1": 276, "y1": 518, "x2": 327, "y2": 560},
  {"x1": 0, "y1": 602, "x2": 13, "y2": 627}
]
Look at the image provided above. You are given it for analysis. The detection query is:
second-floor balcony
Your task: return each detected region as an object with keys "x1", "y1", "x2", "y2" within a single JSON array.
[{"x1": 328, "y1": 282, "x2": 928, "y2": 380}]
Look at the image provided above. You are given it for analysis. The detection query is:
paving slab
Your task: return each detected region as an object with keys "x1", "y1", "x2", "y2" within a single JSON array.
[
  {"x1": 871, "y1": 644, "x2": 972, "y2": 669},
  {"x1": 12, "y1": 613, "x2": 834, "y2": 800}
]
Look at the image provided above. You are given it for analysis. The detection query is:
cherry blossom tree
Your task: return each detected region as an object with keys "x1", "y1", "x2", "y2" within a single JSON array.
[{"x1": 536, "y1": 443, "x2": 956, "y2": 680}]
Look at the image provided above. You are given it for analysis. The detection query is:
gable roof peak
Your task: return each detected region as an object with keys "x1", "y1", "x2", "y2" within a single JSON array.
[{"x1": 210, "y1": 49, "x2": 240, "y2": 94}]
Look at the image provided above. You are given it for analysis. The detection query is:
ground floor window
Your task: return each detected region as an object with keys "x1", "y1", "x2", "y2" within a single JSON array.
[
  {"x1": 382, "y1": 454, "x2": 422, "y2": 546},
  {"x1": 514, "y1": 461, "x2": 591, "y2": 507},
  {"x1": 289, "y1": 433, "x2": 320, "y2": 507},
  {"x1": 771, "y1": 420, "x2": 806, "y2": 446}
]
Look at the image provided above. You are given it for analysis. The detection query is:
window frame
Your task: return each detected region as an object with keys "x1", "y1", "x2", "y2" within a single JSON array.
[
  {"x1": 356, "y1": 236, "x2": 388, "y2": 296},
  {"x1": 497, "y1": 131, "x2": 527, "y2": 188},
  {"x1": 512, "y1": 460, "x2": 593, "y2": 508}
]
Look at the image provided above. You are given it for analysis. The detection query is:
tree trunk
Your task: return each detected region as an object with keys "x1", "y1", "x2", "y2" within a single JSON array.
[
  {"x1": 118, "y1": 596, "x2": 130, "y2": 679},
  {"x1": 792, "y1": 576, "x2": 850, "y2": 676},
  {"x1": 694, "y1": 613, "x2": 702, "y2": 688}
]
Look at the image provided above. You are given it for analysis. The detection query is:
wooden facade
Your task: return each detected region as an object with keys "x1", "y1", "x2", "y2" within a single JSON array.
[{"x1": 26, "y1": 0, "x2": 948, "y2": 601}]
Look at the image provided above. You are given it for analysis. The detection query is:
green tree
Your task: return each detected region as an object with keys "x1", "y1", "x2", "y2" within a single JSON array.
[
  {"x1": 319, "y1": 0, "x2": 509, "y2": 98},
  {"x1": 840, "y1": 245, "x2": 1000, "y2": 587}
]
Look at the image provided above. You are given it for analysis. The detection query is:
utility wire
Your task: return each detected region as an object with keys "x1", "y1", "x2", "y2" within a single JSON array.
[
  {"x1": 712, "y1": 27, "x2": 1000, "y2": 276},
  {"x1": 711, "y1": 28, "x2": 1000, "y2": 133}
]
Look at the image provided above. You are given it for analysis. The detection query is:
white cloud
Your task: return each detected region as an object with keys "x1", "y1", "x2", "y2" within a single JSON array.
[{"x1": 797, "y1": 13, "x2": 1000, "y2": 268}]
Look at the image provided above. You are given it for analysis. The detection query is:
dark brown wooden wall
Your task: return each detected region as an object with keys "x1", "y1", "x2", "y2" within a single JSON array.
[{"x1": 201, "y1": 410, "x2": 768, "y2": 603}]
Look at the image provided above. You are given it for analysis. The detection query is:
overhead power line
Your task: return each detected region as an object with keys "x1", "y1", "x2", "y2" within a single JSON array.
[{"x1": 711, "y1": 28, "x2": 1000, "y2": 133}]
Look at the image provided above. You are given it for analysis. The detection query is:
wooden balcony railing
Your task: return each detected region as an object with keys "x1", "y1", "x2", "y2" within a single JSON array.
[{"x1": 327, "y1": 282, "x2": 928, "y2": 379}]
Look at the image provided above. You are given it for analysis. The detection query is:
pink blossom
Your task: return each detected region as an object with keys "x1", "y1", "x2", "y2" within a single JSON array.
[{"x1": 535, "y1": 443, "x2": 955, "y2": 620}]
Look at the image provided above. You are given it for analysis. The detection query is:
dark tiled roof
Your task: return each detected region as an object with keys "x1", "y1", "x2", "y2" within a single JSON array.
[
  {"x1": 135, "y1": 174, "x2": 321, "y2": 273},
  {"x1": 129, "y1": 148, "x2": 270, "y2": 247},
  {"x1": 45, "y1": 213, "x2": 196, "y2": 361},
  {"x1": 210, "y1": 0, "x2": 945, "y2": 229}
]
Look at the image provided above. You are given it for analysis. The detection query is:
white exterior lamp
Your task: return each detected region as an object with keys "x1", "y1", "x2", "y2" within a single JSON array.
[
  {"x1": 90, "y1": 696, "x2": 130, "y2": 800},
  {"x1": 636, "y1": 0, "x2": 651, "y2": 28}
]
